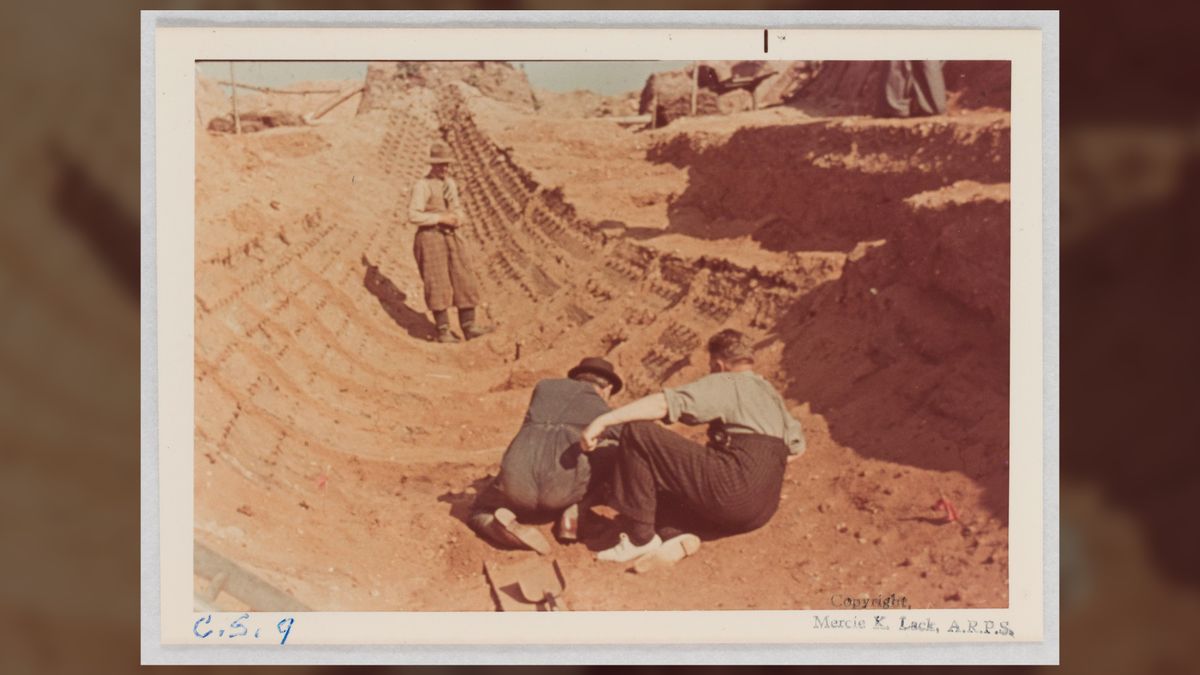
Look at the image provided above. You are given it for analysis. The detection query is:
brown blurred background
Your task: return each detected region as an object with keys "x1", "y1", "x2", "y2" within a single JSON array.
[{"x1": 1, "y1": 1, "x2": 1196, "y2": 672}]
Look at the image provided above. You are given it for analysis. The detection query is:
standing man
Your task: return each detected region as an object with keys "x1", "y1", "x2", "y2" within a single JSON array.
[
  {"x1": 408, "y1": 140, "x2": 492, "y2": 343},
  {"x1": 881, "y1": 60, "x2": 947, "y2": 118},
  {"x1": 580, "y1": 329, "x2": 806, "y2": 572},
  {"x1": 468, "y1": 357, "x2": 625, "y2": 553}
]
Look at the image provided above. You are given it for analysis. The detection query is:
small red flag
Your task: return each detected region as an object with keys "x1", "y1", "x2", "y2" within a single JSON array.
[{"x1": 932, "y1": 494, "x2": 959, "y2": 523}]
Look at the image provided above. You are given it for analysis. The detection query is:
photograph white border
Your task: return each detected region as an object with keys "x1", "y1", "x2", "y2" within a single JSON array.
[{"x1": 141, "y1": 10, "x2": 1059, "y2": 665}]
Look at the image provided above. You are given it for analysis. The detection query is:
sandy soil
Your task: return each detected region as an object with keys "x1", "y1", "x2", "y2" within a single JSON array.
[{"x1": 194, "y1": 79, "x2": 1011, "y2": 611}]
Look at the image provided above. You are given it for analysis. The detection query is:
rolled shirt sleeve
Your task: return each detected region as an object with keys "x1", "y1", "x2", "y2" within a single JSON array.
[
  {"x1": 666, "y1": 372, "x2": 808, "y2": 456},
  {"x1": 663, "y1": 374, "x2": 728, "y2": 426}
]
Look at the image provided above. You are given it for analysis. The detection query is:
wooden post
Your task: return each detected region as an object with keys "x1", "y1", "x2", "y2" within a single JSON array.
[
  {"x1": 690, "y1": 61, "x2": 699, "y2": 116},
  {"x1": 229, "y1": 62, "x2": 242, "y2": 135},
  {"x1": 307, "y1": 84, "x2": 366, "y2": 123},
  {"x1": 195, "y1": 541, "x2": 311, "y2": 612}
]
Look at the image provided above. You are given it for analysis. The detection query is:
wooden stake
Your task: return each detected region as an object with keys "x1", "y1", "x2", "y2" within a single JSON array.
[
  {"x1": 307, "y1": 84, "x2": 366, "y2": 122},
  {"x1": 690, "y1": 60, "x2": 699, "y2": 116},
  {"x1": 229, "y1": 62, "x2": 242, "y2": 135},
  {"x1": 217, "y1": 80, "x2": 339, "y2": 95}
]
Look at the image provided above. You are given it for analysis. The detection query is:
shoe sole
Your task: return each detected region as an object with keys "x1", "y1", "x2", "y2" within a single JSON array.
[
  {"x1": 597, "y1": 535, "x2": 663, "y2": 563},
  {"x1": 493, "y1": 508, "x2": 551, "y2": 555},
  {"x1": 632, "y1": 533, "x2": 701, "y2": 573},
  {"x1": 556, "y1": 506, "x2": 579, "y2": 542}
]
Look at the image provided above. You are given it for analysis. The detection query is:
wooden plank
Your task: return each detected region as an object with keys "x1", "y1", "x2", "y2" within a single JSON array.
[
  {"x1": 307, "y1": 84, "x2": 366, "y2": 122},
  {"x1": 483, "y1": 560, "x2": 537, "y2": 611},
  {"x1": 194, "y1": 541, "x2": 311, "y2": 612},
  {"x1": 229, "y1": 62, "x2": 241, "y2": 135},
  {"x1": 690, "y1": 61, "x2": 699, "y2": 116},
  {"x1": 217, "y1": 80, "x2": 342, "y2": 95}
]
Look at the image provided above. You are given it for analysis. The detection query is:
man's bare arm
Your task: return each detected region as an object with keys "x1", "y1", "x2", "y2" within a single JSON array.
[{"x1": 580, "y1": 393, "x2": 668, "y2": 452}]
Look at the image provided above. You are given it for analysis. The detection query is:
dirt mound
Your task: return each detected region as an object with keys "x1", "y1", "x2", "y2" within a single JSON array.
[
  {"x1": 533, "y1": 88, "x2": 639, "y2": 118},
  {"x1": 790, "y1": 60, "x2": 1012, "y2": 117},
  {"x1": 639, "y1": 61, "x2": 818, "y2": 126},
  {"x1": 648, "y1": 113, "x2": 1010, "y2": 253},
  {"x1": 639, "y1": 69, "x2": 722, "y2": 124},
  {"x1": 944, "y1": 61, "x2": 1012, "y2": 111},
  {"x1": 358, "y1": 61, "x2": 535, "y2": 115},
  {"x1": 195, "y1": 79, "x2": 1010, "y2": 611},
  {"x1": 196, "y1": 74, "x2": 365, "y2": 133},
  {"x1": 779, "y1": 181, "x2": 1010, "y2": 515},
  {"x1": 207, "y1": 110, "x2": 306, "y2": 134}
]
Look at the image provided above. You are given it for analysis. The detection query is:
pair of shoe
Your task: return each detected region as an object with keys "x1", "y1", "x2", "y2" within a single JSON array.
[
  {"x1": 435, "y1": 324, "x2": 494, "y2": 343},
  {"x1": 463, "y1": 323, "x2": 494, "y2": 340},
  {"x1": 595, "y1": 532, "x2": 702, "y2": 573},
  {"x1": 475, "y1": 508, "x2": 551, "y2": 554}
]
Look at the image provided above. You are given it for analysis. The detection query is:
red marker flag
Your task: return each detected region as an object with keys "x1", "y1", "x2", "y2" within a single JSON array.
[{"x1": 932, "y1": 493, "x2": 959, "y2": 523}]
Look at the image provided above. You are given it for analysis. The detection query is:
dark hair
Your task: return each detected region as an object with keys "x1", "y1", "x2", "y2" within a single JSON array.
[
  {"x1": 572, "y1": 371, "x2": 614, "y2": 390},
  {"x1": 707, "y1": 328, "x2": 754, "y2": 364}
]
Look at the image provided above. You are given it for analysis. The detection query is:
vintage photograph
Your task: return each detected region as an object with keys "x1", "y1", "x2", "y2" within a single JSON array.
[{"x1": 192, "y1": 57, "x2": 1012, "y2": 613}]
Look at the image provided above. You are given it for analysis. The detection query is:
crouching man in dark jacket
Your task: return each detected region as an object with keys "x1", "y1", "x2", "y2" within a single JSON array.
[{"x1": 467, "y1": 357, "x2": 623, "y2": 553}]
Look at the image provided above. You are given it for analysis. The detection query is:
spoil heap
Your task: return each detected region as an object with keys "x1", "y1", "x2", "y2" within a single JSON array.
[
  {"x1": 358, "y1": 61, "x2": 536, "y2": 114},
  {"x1": 642, "y1": 60, "x2": 1010, "y2": 124}
]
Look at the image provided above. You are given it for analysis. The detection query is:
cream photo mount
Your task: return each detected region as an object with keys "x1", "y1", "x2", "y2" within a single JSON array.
[{"x1": 142, "y1": 10, "x2": 1059, "y2": 666}]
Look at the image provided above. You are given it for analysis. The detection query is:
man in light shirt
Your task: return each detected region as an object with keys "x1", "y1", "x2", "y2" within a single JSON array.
[
  {"x1": 408, "y1": 141, "x2": 492, "y2": 343},
  {"x1": 581, "y1": 328, "x2": 805, "y2": 572}
]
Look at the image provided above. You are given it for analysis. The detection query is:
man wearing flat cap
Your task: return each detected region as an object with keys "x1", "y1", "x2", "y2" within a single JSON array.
[
  {"x1": 467, "y1": 357, "x2": 624, "y2": 553},
  {"x1": 408, "y1": 140, "x2": 492, "y2": 343}
]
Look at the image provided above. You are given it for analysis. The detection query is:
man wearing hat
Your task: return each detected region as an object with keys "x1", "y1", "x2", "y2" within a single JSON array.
[
  {"x1": 466, "y1": 357, "x2": 624, "y2": 553},
  {"x1": 408, "y1": 140, "x2": 492, "y2": 343}
]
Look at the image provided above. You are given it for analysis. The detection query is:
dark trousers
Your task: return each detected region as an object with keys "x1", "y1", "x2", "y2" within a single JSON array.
[
  {"x1": 470, "y1": 443, "x2": 618, "y2": 519},
  {"x1": 413, "y1": 226, "x2": 482, "y2": 312},
  {"x1": 610, "y1": 421, "x2": 788, "y2": 535}
]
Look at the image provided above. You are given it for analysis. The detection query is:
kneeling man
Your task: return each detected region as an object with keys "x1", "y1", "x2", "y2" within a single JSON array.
[
  {"x1": 580, "y1": 329, "x2": 805, "y2": 570},
  {"x1": 468, "y1": 357, "x2": 624, "y2": 553}
]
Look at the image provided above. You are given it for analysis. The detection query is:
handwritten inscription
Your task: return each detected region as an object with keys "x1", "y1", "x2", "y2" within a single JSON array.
[{"x1": 193, "y1": 614, "x2": 295, "y2": 645}]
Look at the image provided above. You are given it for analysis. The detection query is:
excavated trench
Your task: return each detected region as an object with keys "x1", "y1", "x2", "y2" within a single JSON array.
[{"x1": 194, "y1": 83, "x2": 1011, "y2": 611}]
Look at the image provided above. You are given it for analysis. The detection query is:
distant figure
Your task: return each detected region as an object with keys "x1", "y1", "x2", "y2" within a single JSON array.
[
  {"x1": 408, "y1": 141, "x2": 492, "y2": 343},
  {"x1": 580, "y1": 329, "x2": 806, "y2": 572},
  {"x1": 467, "y1": 357, "x2": 625, "y2": 553},
  {"x1": 882, "y1": 60, "x2": 947, "y2": 118}
]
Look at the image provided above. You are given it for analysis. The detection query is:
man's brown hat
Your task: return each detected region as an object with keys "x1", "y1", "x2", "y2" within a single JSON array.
[
  {"x1": 568, "y1": 357, "x2": 623, "y2": 394},
  {"x1": 429, "y1": 141, "x2": 455, "y2": 164}
]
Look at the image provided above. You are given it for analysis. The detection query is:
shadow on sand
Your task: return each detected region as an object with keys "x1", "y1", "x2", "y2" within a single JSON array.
[{"x1": 361, "y1": 256, "x2": 437, "y2": 341}]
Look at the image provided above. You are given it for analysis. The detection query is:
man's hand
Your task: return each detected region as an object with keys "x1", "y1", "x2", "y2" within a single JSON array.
[
  {"x1": 580, "y1": 418, "x2": 608, "y2": 453},
  {"x1": 440, "y1": 212, "x2": 459, "y2": 227}
]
